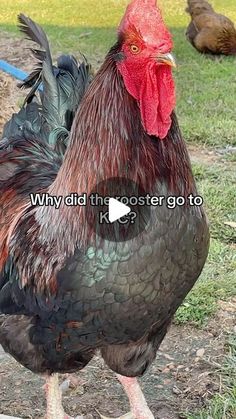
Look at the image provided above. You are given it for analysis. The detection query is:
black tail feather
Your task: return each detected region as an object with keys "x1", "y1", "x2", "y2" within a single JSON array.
[
  {"x1": 2, "y1": 14, "x2": 92, "y2": 154},
  {"x1": 17, "y1": 14, "x2": 53, "y2": 104},
  {"x1": 18, "y1": 13, "x2": 52, "y2": 66}
]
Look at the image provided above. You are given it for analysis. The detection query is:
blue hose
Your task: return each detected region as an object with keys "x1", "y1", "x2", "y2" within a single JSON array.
[
  {"x1": 0, "y1": 59, "x2": 43, "y2": 91},
  {"x1": 0, "y1": 59, "x2": 28, "y2": 81}
]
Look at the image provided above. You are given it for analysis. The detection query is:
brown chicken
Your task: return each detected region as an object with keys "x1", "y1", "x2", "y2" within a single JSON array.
[{"x1": 186, "y1": 0, "x2": 236, "y2": 55}]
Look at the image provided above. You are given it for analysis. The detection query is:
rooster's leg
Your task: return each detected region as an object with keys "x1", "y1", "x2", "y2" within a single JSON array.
[
  {"x1": 99, "y1": 375, "x2": 154, "y2": 419},
  {"x1": 45, "y1": 373, "x2": 83, "y2": 419},
  {"x1": 116, "y1": 374, "x2": 154, "y2": 419}
]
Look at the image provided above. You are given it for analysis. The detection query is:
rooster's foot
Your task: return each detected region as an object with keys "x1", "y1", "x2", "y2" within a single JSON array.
[
  {"x1": 115, "y1": 375, "x2": 154, "y2": 419},
  {"x1": 45, "y1": 373, "x2": 84, "y2": 419}
]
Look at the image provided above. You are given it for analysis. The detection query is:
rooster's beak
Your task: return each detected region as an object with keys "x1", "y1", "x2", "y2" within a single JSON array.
[{"x1": 156, "y1": 53, "x2": 176, "y2": 68}]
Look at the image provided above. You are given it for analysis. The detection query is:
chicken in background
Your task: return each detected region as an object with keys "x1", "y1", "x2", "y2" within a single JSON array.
[
  {"x1": 0, "y1": 1, "x2": 209, "y2": 418},
  {"x1": 186, "y1": 0, "x2": 236, "y2": 55}
]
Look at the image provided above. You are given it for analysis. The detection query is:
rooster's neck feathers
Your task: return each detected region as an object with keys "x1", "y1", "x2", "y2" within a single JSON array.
[
  {"x1": 51, "y1": 44, "x2": 193, "y2": 198},
  {"x1": 36, "y1": 44, "x2": 195, "y2": 253}
]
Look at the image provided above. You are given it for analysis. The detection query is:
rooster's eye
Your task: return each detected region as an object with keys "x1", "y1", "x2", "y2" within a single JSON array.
[{"x1": 130, "y1": 44, "x2": 140, "y2": 54}]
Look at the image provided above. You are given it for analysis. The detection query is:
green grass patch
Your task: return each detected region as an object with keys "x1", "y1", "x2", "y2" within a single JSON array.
[
  {"x1": 222, "y1": 153, "x2": 236, "y2": 163},
  {"x1": 175, "y1": 238, "x2": 236, "y2": 326},
  {"x1": 175, "y1": 161, "x2": 236, "y2": 326},
  {"x1": 184, "y1": 336, "x2": 236, "y2": 418},
  {"x1": 193, "y1": 163, "x2": 236, "y2": 244},
  {"x1": 0, "y1": 0, "x2": 236, "y2": 146}
]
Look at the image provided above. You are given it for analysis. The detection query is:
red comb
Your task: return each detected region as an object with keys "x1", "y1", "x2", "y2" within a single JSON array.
[{"x1": 118, "y1": 0, "x2": 173, "y2": 50}]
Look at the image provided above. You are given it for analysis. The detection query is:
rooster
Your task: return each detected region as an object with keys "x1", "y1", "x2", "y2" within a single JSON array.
[
  {"x1": 186, "y1": 0, "x2": 236, "y2": 55},
  {"x1": 0, "y1": 1, "x2": 209, "y2": 418}
]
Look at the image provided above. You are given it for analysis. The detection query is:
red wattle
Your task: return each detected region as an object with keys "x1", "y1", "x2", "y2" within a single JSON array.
[{"x1": 117, "y1": 61, "x2": 176, "y2": 140}]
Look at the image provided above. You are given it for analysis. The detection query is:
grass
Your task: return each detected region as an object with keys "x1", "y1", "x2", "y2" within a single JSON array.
[
  {"x1": 185, "y1": 336, "x2": 236, "y2": 419},
  {"x1": 0, "y1": 0, "x2": 236, "y2": 146},
  {"x1": 175, "y1": 240, "x2": 236, "y2": 326},
  {"x1": 193, "y1": 163, "x2": 236, "y2": 244},
  {"x1": 175, "y1": 159, "x2": 236, "y2": 414},
  {"x1": 175, "y1": 162, "x2": 236, "y2": 326},
  {"x1": 1, "y1": 1, "x2": 236, "y2": 417}
]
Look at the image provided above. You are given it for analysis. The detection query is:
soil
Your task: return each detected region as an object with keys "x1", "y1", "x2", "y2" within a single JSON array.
[
  {"x1": 1, "y1": 302, "x2": 235, "y2": 419},
  {"x1": 0, "y1": 33, "x2": 235, "y2": 419},
  {"x1": 0, "y1": 32, "x2": 35, "y2": 134}
]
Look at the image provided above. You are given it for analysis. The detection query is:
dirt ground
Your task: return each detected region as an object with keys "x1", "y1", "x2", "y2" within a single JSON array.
[
  {"x1": 0, "y1": 33, "x2": 236, "y2": 419},
  {"x1": 0, "y1": 32, "x2": 35, "y2": 134},
  {"x1": 1, "y1": 303, "x2": 235, "y2": 419}
]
